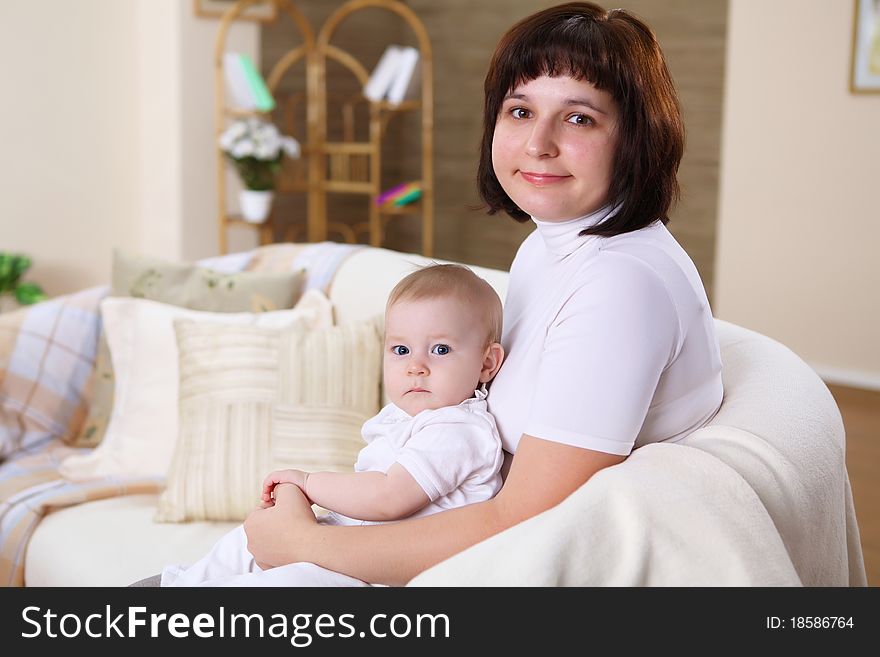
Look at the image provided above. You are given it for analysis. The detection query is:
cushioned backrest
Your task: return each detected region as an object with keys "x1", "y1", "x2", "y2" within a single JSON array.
[
  {"x1": 327, "y1": 247, "x2": 510, "y2": 327},
  {"x1": 705, "y1": 319, "x2": 844, "y2": 444},
  {"x1": 685, "y1": 319, "x2": 858, "y2": 585}
]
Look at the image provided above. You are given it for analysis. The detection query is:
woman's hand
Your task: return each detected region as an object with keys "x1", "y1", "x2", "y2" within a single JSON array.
[{"x1": 244, "y1": 483, "x2": 318, "y2": 569}]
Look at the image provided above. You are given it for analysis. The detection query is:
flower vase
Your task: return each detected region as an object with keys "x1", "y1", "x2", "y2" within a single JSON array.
[{"x1": 239, "y1": 190, "x2": 274, "y2": 224}]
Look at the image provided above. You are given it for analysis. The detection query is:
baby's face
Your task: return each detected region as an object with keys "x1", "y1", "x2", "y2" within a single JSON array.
[{"x1": 384, "y1": 296, "x2": 489, "y2": 416}]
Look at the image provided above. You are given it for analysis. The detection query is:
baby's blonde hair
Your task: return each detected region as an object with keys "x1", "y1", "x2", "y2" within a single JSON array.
[{"x1": 386, "y1": 264, "x2": 503, "y2": 345}]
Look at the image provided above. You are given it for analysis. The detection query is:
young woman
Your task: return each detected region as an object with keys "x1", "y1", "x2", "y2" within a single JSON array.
[{"x1": 243, "y1": 2, "x2": 723, "y2": 586}]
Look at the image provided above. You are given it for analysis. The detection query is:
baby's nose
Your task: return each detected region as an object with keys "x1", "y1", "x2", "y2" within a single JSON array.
[{"x1": 407, "y1": 358, "x2": 428, "y2": 375}]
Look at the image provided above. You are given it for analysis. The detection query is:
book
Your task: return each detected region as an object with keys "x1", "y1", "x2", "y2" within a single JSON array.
[
  {"x1": 385, "y1": 46, "x2": 420, "y2": 105},
  {"x1": 376, "y1": 182, "x2": 421, "y2": 207},
  {"x1": 374, "y1": 181, "x2": 411, "y2": 206},
  {"x1": 393, "y1": 187, "x2": 422, "y2": 206},
  {"x1": 363, "y1": 45, "x2": 404, "y2": 102},
  {"x1": 223, "y1": 52, "x2": 276, "y2": 112}
]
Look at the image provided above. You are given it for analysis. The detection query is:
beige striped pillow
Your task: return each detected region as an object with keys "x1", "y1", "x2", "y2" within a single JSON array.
[{"x1": 155, "y1": 317, "x2": 383, "y2": 522}]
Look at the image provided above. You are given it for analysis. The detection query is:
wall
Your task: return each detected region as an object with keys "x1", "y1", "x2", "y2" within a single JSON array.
[
  {"x1": 179, "y1": 4, "x2": 262, "y2": 259},
  {"x1": 0, "y1": 0, "x2": 141, "y2": 295},
  {"x1": 0, "y1": 0, "x2": 257, "y2": 296},
  {"x1": 715, "y1": 0, "x2": 880, "y2": 387}
]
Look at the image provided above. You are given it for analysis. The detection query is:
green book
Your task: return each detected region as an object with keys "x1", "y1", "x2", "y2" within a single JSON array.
[
  {"x1": 393, "y1": 188, "x2": 422, "y2": 206},
  {"x1": 238, "y1": 54, "x2": 276, "y2": 112}
]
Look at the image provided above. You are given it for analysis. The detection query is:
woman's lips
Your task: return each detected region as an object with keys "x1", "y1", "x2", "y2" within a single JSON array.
[{"x1": 519, "y1": 171, "x2": 571, "y2": 185}]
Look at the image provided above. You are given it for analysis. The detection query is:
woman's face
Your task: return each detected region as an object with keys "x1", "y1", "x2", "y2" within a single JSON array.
[{"x1": 491, "y1": 75, "x2": 619, "y2": 222}]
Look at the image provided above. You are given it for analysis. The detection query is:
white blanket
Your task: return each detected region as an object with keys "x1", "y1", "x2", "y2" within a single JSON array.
[{"x1": 410, "y1": 321, "x2": 866, "y2": 586}]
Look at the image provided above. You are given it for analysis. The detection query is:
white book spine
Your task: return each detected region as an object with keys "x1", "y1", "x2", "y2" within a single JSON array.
[
  {"x1": 363, "y1": 45, "x2": 403, "y2": 102},
  {"x1": 386, "y1": 47, "x2": 420, "y2": 105}
]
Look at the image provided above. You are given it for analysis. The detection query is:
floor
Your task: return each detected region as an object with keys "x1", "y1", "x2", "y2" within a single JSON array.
[{"x1": 829, "y1": 384, "x2": 880, "y2": 586}]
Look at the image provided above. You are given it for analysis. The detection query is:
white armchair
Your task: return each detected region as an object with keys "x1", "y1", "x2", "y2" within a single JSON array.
[{"x1": 19, "y1": 245, "x2": 866, "y2": 586}]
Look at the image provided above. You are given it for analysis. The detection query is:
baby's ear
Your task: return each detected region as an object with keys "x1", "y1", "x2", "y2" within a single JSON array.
[{"x1": 479, "y1": 342, "x2": 505, "y2": 383}]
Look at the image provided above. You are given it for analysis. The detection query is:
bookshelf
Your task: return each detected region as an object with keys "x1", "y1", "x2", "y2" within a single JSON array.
[{"x1": 211, "y1": 0, "x2": 433, "y2": 255}]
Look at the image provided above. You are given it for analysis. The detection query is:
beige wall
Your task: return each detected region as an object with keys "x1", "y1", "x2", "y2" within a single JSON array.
[
  {"x1": 715, "y1": 0, "x2": 880, "y2": 387},
  {"x1": 0, "y1": 0, "x2": 257, "y2": 297},
  {"x1": 179, "y1": 4, "x2": 262, "y2": 259},
  {"x1": 0, "y1": 0, "x2": 141, "y2": 295}
]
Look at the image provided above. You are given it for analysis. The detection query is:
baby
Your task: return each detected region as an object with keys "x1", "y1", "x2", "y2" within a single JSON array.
[{"x1": 161, "y1": 263, "x2": 505, "y2": 586}]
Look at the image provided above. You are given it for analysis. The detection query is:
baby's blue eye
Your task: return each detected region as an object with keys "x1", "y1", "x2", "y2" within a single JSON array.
[
  {"x1": 392, "y1": 345, "x2": 409, "y2": 356},
  {"x1": 431, "y1": 344, "x2": 451, "y2": 355}
]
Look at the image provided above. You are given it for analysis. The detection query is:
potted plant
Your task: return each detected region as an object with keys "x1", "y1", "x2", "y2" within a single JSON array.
[
  {"x1": 0, "y1": 253, "x2": 47, "y2": 312},
  {"x1": 219, "y1": 117, "x2": 301, "y2": 223}
]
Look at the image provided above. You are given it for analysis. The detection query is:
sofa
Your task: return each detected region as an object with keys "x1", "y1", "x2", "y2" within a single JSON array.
[{"x1": 6, "y1": 242, "x2": 867, "y2": 586}]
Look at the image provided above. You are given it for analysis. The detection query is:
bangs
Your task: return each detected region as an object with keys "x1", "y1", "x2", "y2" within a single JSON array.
[{"x1": 495, "y1": 17, "x2": 618, "y2": 99}]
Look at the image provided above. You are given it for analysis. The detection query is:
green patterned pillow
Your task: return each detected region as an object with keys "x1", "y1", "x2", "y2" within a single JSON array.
[
  {"x1": 111, "y1": 250, "x2": 304, "y2": 312},
  {"x1": 67, "y1": 251, "x2": 305, "y2": 448}
]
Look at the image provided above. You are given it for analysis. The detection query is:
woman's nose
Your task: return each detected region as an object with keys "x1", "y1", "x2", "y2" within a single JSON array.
[{"x1": 526, "y1": 119, "x2": 558, "y2": 158}]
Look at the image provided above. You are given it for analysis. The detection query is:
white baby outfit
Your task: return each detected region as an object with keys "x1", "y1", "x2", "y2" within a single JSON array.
[{"x1": 161, "y1": 390, "x2": 502, "y2": 587}]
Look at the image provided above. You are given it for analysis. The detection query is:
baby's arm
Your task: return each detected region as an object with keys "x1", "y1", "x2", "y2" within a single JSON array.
[
  {"x1": 261, "y1": 469, "x2": 311, "y2": 504},
  {"x1": 301, "y1": 465, "x2": 430, "y2": 522}
]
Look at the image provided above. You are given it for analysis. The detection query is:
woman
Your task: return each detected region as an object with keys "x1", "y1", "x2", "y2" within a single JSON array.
[{"x1": 243, "y1": 2, "x2": 723, "y2": 586}]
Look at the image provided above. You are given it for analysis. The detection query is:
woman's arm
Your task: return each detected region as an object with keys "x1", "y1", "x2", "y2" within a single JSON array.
[{"x1": 244, "y1": 434, "x2": 624, "y2": 585}]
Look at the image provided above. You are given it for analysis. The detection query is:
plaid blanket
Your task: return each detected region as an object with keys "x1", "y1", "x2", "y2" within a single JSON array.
[
  {"x1": 0, "y1": 441, "x2": 163, "y2": 586},
  {"x1": 0, "y1": 285, "x2": 109, "y2": 458},
  {"x1": 0, "y1": 242, "x2": 363, "y2": 586}
]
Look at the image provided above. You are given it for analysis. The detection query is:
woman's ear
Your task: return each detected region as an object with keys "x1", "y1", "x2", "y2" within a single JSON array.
[{"x1": 479, "y1": 342, "x2": 505, "y2": 383}]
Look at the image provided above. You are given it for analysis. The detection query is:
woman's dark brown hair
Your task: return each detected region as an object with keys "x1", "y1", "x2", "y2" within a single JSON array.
[{"x1": 478, "y1": 2, "x2": 684, "y2": 237}]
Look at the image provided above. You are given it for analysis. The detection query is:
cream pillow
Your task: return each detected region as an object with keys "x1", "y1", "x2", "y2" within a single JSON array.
[
  {"x1": 70, "y1": 253, "x2": 306, "y2": 449},
  {"x1": 155, "y1": 317, "x2": 383, "y2": 522},
  {"x1": 59, "y1": 290, "x2": 333, "y2": 482}
]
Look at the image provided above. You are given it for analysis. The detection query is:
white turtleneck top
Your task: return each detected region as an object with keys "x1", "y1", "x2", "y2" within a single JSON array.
[{"x1": 487, "y1": 207, "x2": 723, "y2": 456}]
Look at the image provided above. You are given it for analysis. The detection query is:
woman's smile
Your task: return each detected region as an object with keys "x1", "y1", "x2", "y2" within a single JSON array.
[{"x1": 519, "y1": 171, "x2": 572, "y2": 186}]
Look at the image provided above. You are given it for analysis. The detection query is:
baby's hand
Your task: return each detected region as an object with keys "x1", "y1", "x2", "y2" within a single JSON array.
[{"x1": 261, "y1": 469, "x2": 307, "y2": 503}]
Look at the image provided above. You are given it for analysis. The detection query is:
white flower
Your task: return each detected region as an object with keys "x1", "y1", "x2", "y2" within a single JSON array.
[
  {"x1": 282, "y1": 136, "x2": 301, "y2": 158},
  {"x1": 218, "y1": 122, "x2": 247, "y2": 151},
  {"x1": 220, "y1": 118, "x2": 300, "y2": 161},
  {"x1": 258, "y1": 123, "x2": 280, "y2": 141},
  {"x1": 255, "y1": 142, "x2": 278, "y2": 160},
  {"x1": 231, "y1": 139, "x2": 255, "y2": 158}
]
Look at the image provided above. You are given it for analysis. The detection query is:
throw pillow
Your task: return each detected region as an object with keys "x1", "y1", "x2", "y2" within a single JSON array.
[
  {"x1": 58, "y1": 290, "x2": 333, "y2": 482},
  {"x1": 111, "y1": 249, "x2": 305, "y2": 312},
  {"x1": 155, "y1": 317, "x2": 382, "y2": 522},
  {"x1": 69, "y1": 251, "x2": 306, "y2": 449}
]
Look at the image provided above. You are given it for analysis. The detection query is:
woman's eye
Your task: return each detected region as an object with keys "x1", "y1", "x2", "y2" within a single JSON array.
[
  {"x1": 566, "y1": 113, "x2": 594, "y2": 126},
  {"x1": 510, "y1": 107, "x2": 531, "y2": 119},
  {"x1": 431, "y1": 344, "x2": 451, "y2": 355},
  {"x1": 391, "y1": 345, "x2": 409, "y2": 356}
]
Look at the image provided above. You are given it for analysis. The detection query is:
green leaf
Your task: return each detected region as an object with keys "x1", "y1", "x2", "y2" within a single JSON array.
[
  {"x1": 15, "y1": 282, "x2": 47, "y2": 305},
  {"x1": 11, "y1": 255, "x2": 31, "y2": 281},
  {"x1": 0, "y1": 254, "x2": 17, "y2": 291}
]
